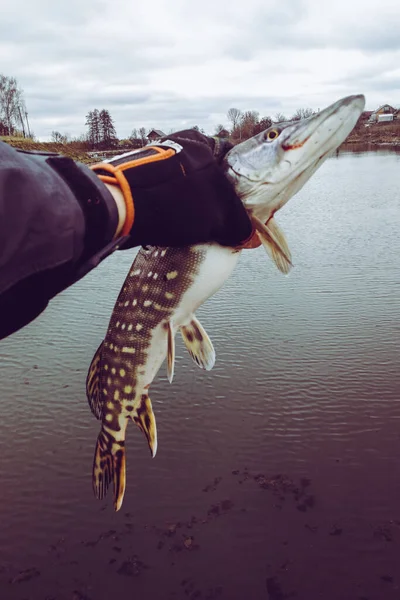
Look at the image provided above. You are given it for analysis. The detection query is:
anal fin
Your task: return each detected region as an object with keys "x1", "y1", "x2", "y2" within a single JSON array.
[
  {"x1": 180, "y1": 316, "x2": 216, "y2": 371},
  {"x1": 133, "y1": 394, "x2": 158, "y2": 458},
  {"x1": 251, "y1": 215, "x2": 293, "y2": 274},
  {"x1": 86, "y1": 341, "x2": 104, "y2": 420}
]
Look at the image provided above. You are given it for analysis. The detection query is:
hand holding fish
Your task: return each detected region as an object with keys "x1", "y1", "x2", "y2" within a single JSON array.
[
  {"x1": 0, "y1": 130, "x2": 253, "y2": 340},
  {"x1": 90, "y1": 129, "x2": 254, "y2": 249}
]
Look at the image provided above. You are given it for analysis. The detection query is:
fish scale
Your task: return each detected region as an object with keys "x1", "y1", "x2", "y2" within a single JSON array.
[{"x1": 86, "y1": 94, "x2": 365, "y2": 511}]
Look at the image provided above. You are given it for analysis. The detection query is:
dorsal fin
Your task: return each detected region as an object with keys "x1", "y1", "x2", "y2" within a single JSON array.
[{"x1": 86, "y1": 341, "x2": 104, "y2": 420}]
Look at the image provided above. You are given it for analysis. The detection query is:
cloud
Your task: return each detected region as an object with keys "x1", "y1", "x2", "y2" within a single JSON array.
[{"x1": 1, "y1": 0, "x2": 399, "y2": 139}]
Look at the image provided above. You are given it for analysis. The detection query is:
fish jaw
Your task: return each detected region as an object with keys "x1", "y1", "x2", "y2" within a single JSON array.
[{"x1": 224, "y1": 94, "x2": 365, "y2": 222}]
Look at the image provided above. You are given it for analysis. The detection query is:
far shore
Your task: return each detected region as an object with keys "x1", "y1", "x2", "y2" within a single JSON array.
[
  {"x1": 341, "y1": 120, "x2": 400, "y2": 147},
  {"x1": 2, "y1": 125, "x2": 400, "y2": 164},
  {"x1": 340, "y1": 139, "x2": 400, "y2": 149}
]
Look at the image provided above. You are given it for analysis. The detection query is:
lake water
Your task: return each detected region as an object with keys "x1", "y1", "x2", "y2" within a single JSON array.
[{"x1": 1, "y1": 145, "x2": 400, "y2": 599}]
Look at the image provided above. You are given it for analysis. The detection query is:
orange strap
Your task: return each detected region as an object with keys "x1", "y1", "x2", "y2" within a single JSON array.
[
  {"x1": 90, "y1": 147, "x2": 175, "y2": 237},
  {"x1": 241, "y1": 230, "x2": 262, "y2": 249},
  {"x1": 234, "y1": 225, "x2": 262, "y2": 250}
]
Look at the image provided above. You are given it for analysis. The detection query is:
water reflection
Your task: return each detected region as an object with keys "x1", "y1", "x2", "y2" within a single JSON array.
[{"x1": 339, "y1": 141, "x2": 400, "y2": 156}]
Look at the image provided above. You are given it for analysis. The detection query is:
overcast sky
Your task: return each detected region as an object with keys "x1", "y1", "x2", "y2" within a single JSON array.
[{"x1": 2, "y1": 0, "x2": 400, "y2": 140}]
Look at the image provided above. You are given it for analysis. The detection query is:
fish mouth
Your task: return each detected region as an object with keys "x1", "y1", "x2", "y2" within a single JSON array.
[
  {"x1": 226, "y1": 94, "x2": 365, "y2": 185},
  {"x1": 280, "y1": 94, "x2": 365, "y2": 164}
]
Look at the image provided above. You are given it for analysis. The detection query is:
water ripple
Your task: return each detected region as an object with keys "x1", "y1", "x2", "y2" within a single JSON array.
[{"x1": 1, "y1": 151, "x2": 400, "y2": 598}]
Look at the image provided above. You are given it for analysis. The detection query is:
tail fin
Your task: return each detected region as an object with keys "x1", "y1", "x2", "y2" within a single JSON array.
[
  {"x1": 92, "y1": 429, "x2": 126, "y2": 512},
  {"x1": 132, "y1": 394, "x2": 158, "y2": 458}
]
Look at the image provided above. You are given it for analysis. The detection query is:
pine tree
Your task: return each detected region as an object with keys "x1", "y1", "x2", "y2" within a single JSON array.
[
  {"x1": 85, "y1": 109, "x2": 101, "y2": 148},
  {"x1": 92, "y1": 109, "x2": 100, "y2": 147},
  {"x1": 99, "y1": 109, "x2": 117, "y2": 148},
  {"x1": 85, "y1": 110, "x2": 94, "y2": 147}
]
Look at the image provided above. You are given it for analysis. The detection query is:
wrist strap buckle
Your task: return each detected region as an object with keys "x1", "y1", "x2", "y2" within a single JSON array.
[{"x1": 91, "y1": 146, "x2": 176, "y2": 236}]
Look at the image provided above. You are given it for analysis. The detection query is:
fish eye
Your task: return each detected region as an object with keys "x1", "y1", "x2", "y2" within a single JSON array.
[{"x1": 266, "y1": 129, "x2": 280, "y2": 141}]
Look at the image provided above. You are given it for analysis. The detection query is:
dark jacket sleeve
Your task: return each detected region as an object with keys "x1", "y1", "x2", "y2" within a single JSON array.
[{"x1": 0, "y1": 141, "x2": 118, "y2": 339}]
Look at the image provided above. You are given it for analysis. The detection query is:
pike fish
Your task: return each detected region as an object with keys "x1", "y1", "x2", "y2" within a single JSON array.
[{"x1": 86, "y1": 94, "x2": 365, "y2": 510}]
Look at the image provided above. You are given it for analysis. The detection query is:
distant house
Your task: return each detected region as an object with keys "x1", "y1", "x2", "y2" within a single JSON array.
[
  {"x1": 369, "y1": 104, "x2": 398, "y2": 123},
  {"x1": 360, "y1": 111, "x2": 373, "y2": 122},
  {"x1": 215, "y1": 129, "x2": 230, "y2": 138},
  {"x1": 147, "y1": 129, "x2": 166, "y2": 142}
]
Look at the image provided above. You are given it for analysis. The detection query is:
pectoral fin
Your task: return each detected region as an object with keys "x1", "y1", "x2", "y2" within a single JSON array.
[
  {"x1": 167, "y1": 320, "x2": 175, "y2": 383},
  {"x1": 86, "y1": 341, "x2": 104, "y2": 420},
  {"x1": 180, "y1": 316, "x2": 216, "y2": 371},
  {"x1": 251, "y1": 215, "x2": 293, "y2": 274}
]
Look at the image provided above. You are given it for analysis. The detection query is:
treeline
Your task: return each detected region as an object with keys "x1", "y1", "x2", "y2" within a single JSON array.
[
  {"x1": 220, "y1": 106, "x2": 315, "y2": 141},
  {"x1": 85, "y1": 109, "x2": 117, "y2": 149},
  {"x1": 63, "y1": 103, "x2": 316, "y2": 150},
  {"x1": 51, "y1": 121, "x2": 152, "y2": 150},
  {"x1": 1, "y1": 73, "x2": 317, "y2": 149}
]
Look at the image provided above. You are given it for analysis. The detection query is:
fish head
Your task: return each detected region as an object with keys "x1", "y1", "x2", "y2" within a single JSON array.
[{"x1": 224, "y1": 94, "x2": 365, "y2": 222}]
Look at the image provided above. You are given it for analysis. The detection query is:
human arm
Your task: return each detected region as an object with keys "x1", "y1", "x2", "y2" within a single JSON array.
[{"x1": 0, "y1": 131, "x2": 252, "y2": 339}]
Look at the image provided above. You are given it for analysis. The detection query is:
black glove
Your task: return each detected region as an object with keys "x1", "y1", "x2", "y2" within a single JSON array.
[{"x1": 91, "y1": 129, "x2": 252, "y2": 248}]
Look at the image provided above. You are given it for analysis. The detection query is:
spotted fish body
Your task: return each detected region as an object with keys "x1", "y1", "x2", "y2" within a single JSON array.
[
  {"x1": 87, "y1": 94, "x2": 365, "y2": 511},
  {"x1": 87, "y1": 244, "x2": 239, "y2": 510}
]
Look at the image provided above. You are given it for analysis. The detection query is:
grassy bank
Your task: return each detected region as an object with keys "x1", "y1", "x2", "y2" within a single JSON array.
[
  {"x1": 344, "y1": 120, "x2": 400, "y2": 145},
  {"x1": 1, "y1": 138, "x2": 94, "y2": 163},
  {"x1": 2, "y1": 120, "x2": 400, "y2": 162},
  {"x1": 1, "y1": 138, "x2": 143, "y2": 164}
]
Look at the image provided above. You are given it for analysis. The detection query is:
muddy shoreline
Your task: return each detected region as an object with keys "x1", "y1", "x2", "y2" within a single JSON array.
[{"x1": 1, "y1": 468, "x2": 398, "y2": 600}]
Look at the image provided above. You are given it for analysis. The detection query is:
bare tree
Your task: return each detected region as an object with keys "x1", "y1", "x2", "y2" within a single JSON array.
[
  {"x1": 129, "y1": 128, "x2": 138, "y2": 140},
  {"x1": 138, "y1": 127, "x2": 147, "y2": 146},
  {"x1": 214, "y1": 123, "x2": 225, "y2": 134},
  {"x1": 227, "y1": 108, "x2": 241, "y2": 130},
  {"x1": 257, "y1": 116, "x2": 273, "y2": 132},
  {"x1": 51, "y1": 131, "x2": 68, "y2": 144},
  {"x1": 291, "y1": 107, "x2": 314, "y2": 121},
  {"x1": 239, "y1": 110, "x2": 260, "y2": 140},
  {"x1": 69, "y1": 134, "x2": 90, "y2": 150},
  {"x1": 0, "y1": 74, "x2": 25, "y2": 136},
  {"x1": 274, "y1": 112, "x2": 287, "y2": 124}
]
